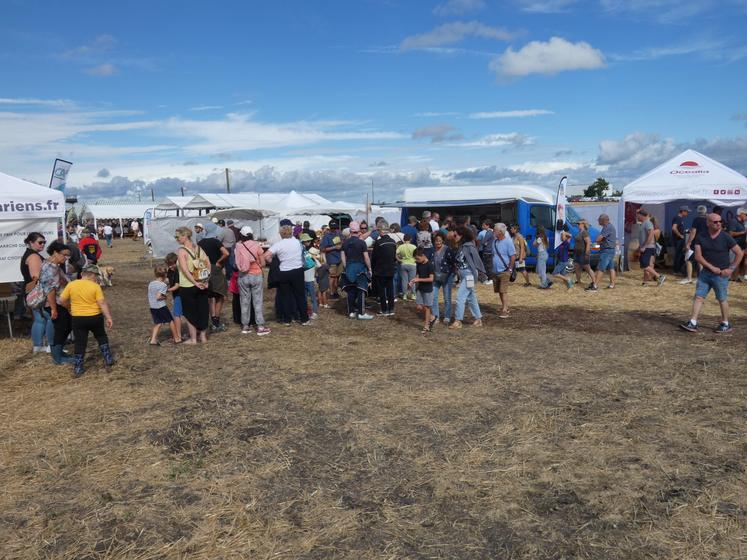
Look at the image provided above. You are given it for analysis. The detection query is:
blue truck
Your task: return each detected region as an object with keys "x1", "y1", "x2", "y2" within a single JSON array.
[{"x1": 400, "y1": 185, "x2": 601, "y2": 267}]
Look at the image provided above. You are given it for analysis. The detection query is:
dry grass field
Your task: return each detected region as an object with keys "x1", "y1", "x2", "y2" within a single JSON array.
[{"x1": 1, "y1": 240, "x2": 746, "y2": 559}]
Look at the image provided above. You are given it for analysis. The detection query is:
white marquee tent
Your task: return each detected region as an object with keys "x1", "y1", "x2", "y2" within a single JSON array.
[
  {"x1": 622, "y1": 149, "x2": 747, "y2": 205},
  {"x1": 0, "y1": 171, "x2": 65, "y2": 282},
  {"x1": 149, "y1": 191, "x2": 367, "y2": 258},
  {"x1": 621, "y1": 149, "x2": 747, "y2": 263}
]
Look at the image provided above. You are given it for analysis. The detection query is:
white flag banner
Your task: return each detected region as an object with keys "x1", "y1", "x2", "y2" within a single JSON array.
[
  {"x1": 554, "y1": 176, "x2": 568, "y2": 249},
  {"x1": 49, "y1": 159, "x2": 73, "y2": 192}
]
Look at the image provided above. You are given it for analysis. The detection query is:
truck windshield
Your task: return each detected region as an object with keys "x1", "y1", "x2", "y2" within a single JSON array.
[
  {"x1": 530, "y1": 205, "x2": 554, "y2": 230},
  {"x1": 566, "y1": 206, "x2": 582, "y2": 224}
]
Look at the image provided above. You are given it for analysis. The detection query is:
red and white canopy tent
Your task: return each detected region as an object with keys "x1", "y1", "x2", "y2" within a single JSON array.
[{"x1": 620, "y1": 149, "x2": 747, "y2": 264}]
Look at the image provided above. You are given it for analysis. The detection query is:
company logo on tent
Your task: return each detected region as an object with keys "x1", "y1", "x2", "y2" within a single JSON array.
[{"x1": 671, "y1": 160, "x2": 709, "y2": 175}]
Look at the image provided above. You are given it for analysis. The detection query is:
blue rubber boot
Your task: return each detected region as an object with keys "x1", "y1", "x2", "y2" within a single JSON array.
[
  {"x1": 99, "y1": 343, "x2": 115, "y2": 369},
  {"x1": 73, "y1": 354, "x2": 85, "y2": 378},
  {"x1": 51, "y1": 344, "x2": 74, "y2": 365}
]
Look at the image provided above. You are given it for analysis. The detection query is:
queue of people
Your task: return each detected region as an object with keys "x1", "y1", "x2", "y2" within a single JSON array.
[{"x1": 16, "y1": 205, "x2": 747, "y2": 377}]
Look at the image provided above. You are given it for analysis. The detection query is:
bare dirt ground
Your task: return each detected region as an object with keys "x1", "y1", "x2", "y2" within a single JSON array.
[{"x1": 1, "y1": 240, "x2": 746, "y2": 559}]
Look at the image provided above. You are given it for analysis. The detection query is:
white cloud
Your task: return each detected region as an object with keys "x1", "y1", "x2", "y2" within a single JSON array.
[
  {"x1": 433, "y1": 0, "x2": 486, "y2": 17},
  {"x1": 509, "y1": 160, "x2": 584, "y2": 174},
  {"x1": 190, "y1": 105, "x2": 223, "y2": 111},
  {"x1": 490, "y1": 36, "x2": 605, "y2": 78},
  {"x1": 515, "y1": 0, "x2": 578, "y2": 13},
  {"x1": 469, "y1": 109, "x2": 554, "y2": 119},
  {"x1": 413, "y1": 111, "x2": 461, "y2": 117},
  {"x1": 401, "y1": 21, "x2": 518, "y2": 51},
  {"x1": 412, "y1": 124, "x2": 463, "y2": 143},
  {"x1": 596, "y1": 132, "x2": 678, "y2": 169},
  {"x1": 0, "y1": 97, "x2": 75, "y2": 107},
  {"x1": 599, "y1": 0, "x2": 712, "y2": 23},
  {"x1": 61, "y1": 34, "x2": 117, "y2": 60},
  {"x1": 85, "y1": 63, "x2": 117, "y2": 76},
  {"x1": 458, "y1": 133, "x2": 533, "y2": 147}
]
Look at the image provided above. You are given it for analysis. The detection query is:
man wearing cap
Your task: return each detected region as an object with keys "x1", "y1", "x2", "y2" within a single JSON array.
[
  {"x1": 671, "y1": 205, "x2": 690, "y2": 276},
  {"x1": 680, "y1": 213, "x2": 743, "y2": 333},
  {"x1": 727, "y1": 208, "x2": 747, "y2": 281},
  {"x1": 320, "y1": 220, "x2": 343, "y2": 299},
  {"x1": 340, "y1": 221, "x2": 373, "y2": 320},
  {"x1": 301, "y1": 221, "x2": 317, "y2": 242},
  {"x1": 194, "y1": 223, "x2": 205, "y2": 243},
  {"x1": 636, "y1": 209, "x2": 666, "y2": 287}
]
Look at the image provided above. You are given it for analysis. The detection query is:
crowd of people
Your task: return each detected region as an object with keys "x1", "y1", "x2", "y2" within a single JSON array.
[{"x1": 17, "y1": 205, "x2": 746, "y2": 377}]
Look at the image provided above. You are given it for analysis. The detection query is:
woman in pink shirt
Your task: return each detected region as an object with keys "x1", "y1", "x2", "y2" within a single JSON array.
[{"x1": 234, "y1": 226, "x2": 271, "y2": 335}]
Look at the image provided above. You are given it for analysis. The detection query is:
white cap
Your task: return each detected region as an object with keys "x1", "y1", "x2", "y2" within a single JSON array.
[
  {"x1": 211, "y1": 217, "x2": 219, "y2": 223},
  {"x1": 240, "y1": 225, "x2": 253, "y2": 236},
  {"x1": 195, "y1": 222, "x2": 204, "y2": 229}
]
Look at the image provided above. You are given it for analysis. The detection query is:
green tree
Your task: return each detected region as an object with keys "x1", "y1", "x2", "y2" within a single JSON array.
[{"x1": 583, "y1": 177, "x2": 610, "y2": 199}]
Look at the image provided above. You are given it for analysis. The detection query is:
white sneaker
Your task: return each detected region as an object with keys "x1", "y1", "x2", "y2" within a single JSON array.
[
  {"x1": 678, "y1": 278, "x2": 692, "y2": 285},
  {"x1": 310, "y1": 313, "x2": 318, "y2": 320},
  {"x1": 241, "y1": 327, "x2": 252, "y2": 334},
  {"x1": 483, "y1": 279, "x2": 493, "y2": 285},
  {"x1": 349, "y1": 313, "x2": 357, "y2": 319},
  {"x1": 357, "y1": 313, "x2": 374, "y2": 320}
]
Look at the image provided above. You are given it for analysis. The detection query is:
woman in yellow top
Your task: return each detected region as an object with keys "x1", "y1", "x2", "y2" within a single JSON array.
[
  {"x1": 59, "y1": 264, "x2": 114, "y2": 378},
  {"x1": 175, "y1": 226, "x2": 211, "y2": 344}
]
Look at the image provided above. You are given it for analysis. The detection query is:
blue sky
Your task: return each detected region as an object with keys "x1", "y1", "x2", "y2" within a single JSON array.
[{"x1": 1, "y1": 0, "x2": 746, "y2": 201}]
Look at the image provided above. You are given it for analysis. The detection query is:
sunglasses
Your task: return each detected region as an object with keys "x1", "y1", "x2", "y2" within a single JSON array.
[
  {"x1": 36, "y1": 239, "x2": 47, "y2": 244},
  {"x1": 709, "y1": 220, "x2": 722, "y2": 224}
]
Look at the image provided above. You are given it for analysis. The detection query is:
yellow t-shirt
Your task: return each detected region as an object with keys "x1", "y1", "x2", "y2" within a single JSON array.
[
  {"x1": 396, "y1": 242, "x2": 416, "y2": 265},
  {"x1": 60, "y1": 279, "x2": 105, "y2": 317}
]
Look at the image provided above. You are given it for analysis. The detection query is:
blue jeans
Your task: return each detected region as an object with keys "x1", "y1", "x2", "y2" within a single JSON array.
[
  {"x1": 455, "y1": 268, "x2": 481, "y2": 321},
  {"x1": 32, "y1": 307, "x2": 55, "y2": 347},
  {"x1": 305, "y1": 281, "x2": 318, "y2": 313},
  {"x1": 105, "y1": 234, "x2": 113, "y2": 247},
  {"x1": 432, "y1": 274, "x2": 455, "y2": 319},
  {"x1": 536, "y1": 250, "x2": 549, "y2": 287}
]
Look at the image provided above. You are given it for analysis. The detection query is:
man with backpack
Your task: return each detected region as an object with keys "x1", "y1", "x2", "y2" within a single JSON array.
[{"x1": 78, "y1": 231, "x2": 101, "y2": 265}]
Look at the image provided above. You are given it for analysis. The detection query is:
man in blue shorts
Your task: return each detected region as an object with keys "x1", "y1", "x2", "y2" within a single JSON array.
[
  {"x1": 680, "y1": 213, "x2": 743, "y2": 333},
  {"x1": 593, "y1": 213, "x2": 617, "y2": 289}
]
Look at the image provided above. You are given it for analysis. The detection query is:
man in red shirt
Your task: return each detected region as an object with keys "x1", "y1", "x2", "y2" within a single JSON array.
[{"x1": 78, "y1": 231, "x2": 102, "y2": 264}]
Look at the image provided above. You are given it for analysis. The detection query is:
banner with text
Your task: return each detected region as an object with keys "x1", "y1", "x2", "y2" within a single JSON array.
[{"x1": 0, "y1": 219, "x2": 59, "y2": 282}]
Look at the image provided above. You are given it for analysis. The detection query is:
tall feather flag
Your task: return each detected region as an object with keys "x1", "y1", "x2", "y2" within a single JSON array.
[
  {"x1": 49, "y1": 159, "x2": 73, "y2": 193},
  {"x1": 554, "y1": 176, "x2": 568, "y2": 249}
]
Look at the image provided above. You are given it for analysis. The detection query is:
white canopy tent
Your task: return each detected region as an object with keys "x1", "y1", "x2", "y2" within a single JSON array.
[
  {"x1": 154, "y1": 196, "x2": 200, "y2": 216},
  {"x1": 149, "y1": 191, "x2": 365, "y2": 257},
  {"x1": 0, "y1": 171, "x2": 65, "y2": 282},
  {"x1": 622, "y1": 149, "x2": 747, "y2": 206},
  {"x1": 621, "y1": 149, "x2": 747, "y2": 265},
  {"x1": 77, "y1": 203, "x2": 155, "y2": 240}
]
